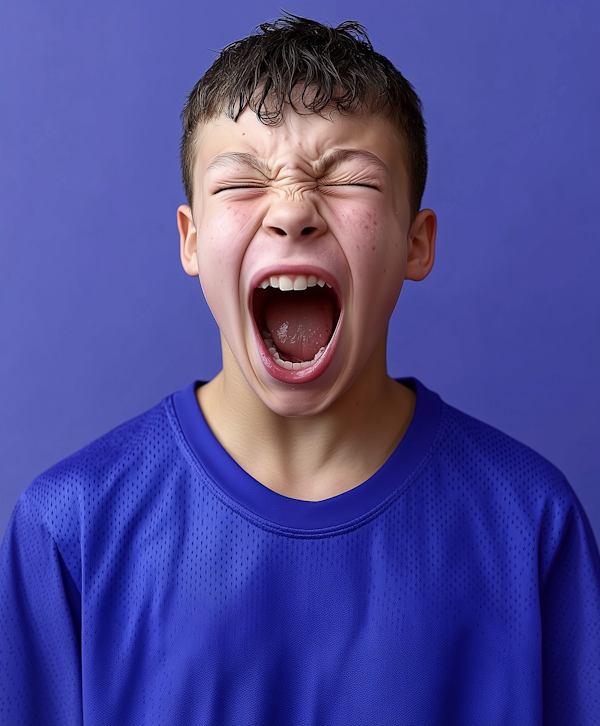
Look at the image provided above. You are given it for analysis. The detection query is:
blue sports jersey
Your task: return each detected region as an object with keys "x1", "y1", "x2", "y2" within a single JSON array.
[{"x1": 1, "y1": 378, "x2": 599, "y2": 725}]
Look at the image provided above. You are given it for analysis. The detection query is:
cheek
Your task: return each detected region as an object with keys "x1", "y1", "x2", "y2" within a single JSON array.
[
  {"x1": 335, "y1": 205, "x2": 406, "y2": 331},
  {"x1": 339, "y1": 207, "x2": 405, "y2": 283},
  {"x1": 198, "y1": 206, "x2": 252, "y2": 268},
  {"x1": 196, "y1": 205, "x2": 257, "y2": 324}
]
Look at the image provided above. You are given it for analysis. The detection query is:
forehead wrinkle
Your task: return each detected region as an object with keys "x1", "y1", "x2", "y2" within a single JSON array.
[
  {"x1": 313, "y1": 148, "x2": 390, "y2": 177},
  {"x1": 206, "y1": 152, "x2": 271, "y2": 177}
]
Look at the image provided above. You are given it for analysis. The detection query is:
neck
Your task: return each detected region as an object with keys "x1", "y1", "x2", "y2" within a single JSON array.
[{"x1": 197, "y1": 335, "x2": 415, "y2": 501}]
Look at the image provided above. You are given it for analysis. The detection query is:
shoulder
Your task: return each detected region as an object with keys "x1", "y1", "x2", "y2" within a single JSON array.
[
  {"x1": 14, "y1": 394, "x2": 184, "y2": 577},
  {"x1": 434, "y1": 397, "x2": 571, "y2": 500},
  {"x1": 428, "y1": 397, "x2": 594, "y2": 582},
  {"x1": 405, "y1": 378, "x2": 571, "y2": 510},
  {"x1": 25, "y1": 394, "x2": 176, "y2": 500}
]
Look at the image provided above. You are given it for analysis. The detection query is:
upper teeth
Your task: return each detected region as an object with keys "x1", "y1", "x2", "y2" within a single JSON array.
[{"x1": 258, "y1": 274, "x2": 331, "y2": 291}]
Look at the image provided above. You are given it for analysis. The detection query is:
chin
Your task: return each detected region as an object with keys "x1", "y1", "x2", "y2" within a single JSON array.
[
  {"x1": 254, "y1": 385, "x2": 341, "y2": 418},
  {"x1": 246, "y1": 346, "x2": 363, "y2": 419}
]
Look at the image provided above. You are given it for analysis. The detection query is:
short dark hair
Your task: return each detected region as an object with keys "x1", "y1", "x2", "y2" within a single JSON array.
[{"x1": 180, "y1": 13, "x2": 427, "y2": 219}]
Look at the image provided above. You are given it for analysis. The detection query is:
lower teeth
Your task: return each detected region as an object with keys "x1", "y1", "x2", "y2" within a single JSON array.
[{"x1": 262, "y1": 336, "x2": 326, "y2": 369}]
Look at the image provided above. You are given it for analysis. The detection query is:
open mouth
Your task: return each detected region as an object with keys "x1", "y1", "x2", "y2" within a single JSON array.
[{"x1": 252, "y1": 273, "x2": 341, "y2": 373}]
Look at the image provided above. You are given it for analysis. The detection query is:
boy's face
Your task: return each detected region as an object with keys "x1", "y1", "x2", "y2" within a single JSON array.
[{"x1": 179, "y1": 105, "x2": 434, "y2": 417}]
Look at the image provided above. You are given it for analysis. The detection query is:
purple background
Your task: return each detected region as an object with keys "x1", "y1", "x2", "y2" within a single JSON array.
[{"x1": 1, "y1": 1, "x2": 599, "y2": 542}]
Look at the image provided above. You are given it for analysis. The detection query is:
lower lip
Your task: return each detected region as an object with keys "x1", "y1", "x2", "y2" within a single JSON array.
[{"x1": 254, "y1": 317, "x2": 342, "y2": 384}]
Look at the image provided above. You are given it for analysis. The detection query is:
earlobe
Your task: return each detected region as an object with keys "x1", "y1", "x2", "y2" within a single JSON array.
[
  {"x1": 405, "y1": 209, "x2": 437, "y2": 282},
  {"x1": 178, "y1": 204, "x2": 199, "y2": 277}
]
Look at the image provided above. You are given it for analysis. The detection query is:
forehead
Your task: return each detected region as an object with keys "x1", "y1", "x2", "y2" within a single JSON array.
[{"x1": 193, "y1": 106, "x2": 407, "y2": 182}]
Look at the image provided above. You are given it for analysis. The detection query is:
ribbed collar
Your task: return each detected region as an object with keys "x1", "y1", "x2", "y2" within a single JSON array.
[{"x1": 172, "y1": 378, "x2": 442, "y2": 531}]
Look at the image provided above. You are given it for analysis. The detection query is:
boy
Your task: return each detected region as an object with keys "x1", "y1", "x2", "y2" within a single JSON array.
[{"x1": 1, "y1": 13, "x2": 599, "y2": 725}]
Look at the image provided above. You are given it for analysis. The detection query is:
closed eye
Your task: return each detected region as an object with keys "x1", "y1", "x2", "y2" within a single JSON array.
[
  {"x1": 214, "y1": 185, "x2": 267, "y2": 194},
  {"x1": 319, "y1": 182, "x2": 380, "y2": 191},
  {"x1": 342, "y1": 183, "x2": 378, "y2": 189}
]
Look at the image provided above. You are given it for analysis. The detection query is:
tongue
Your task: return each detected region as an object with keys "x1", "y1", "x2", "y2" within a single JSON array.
[{"x1": 265, "y1": 289, "x2": 337, "y2": 361}]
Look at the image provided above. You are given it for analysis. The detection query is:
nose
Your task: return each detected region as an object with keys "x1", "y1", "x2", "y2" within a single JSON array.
[{"x1": 262, "y1": 199, "x2": 327, "y2": 240}]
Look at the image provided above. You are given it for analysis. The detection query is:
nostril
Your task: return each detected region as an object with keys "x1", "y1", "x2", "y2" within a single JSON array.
[
  {"x1": 301, "y1": 227, "x2": 316, "y2": 236},
  {"x1": 272, "y1": 227, "x2": 287, "y2": 236}
]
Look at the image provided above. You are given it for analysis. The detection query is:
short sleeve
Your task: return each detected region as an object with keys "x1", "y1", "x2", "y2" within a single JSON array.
[
  {"x1": 0, "y1": 492, "x2": 83, "y2": 726},
  {"x1": 541, "y1": 495, "x2": 600, "y2": 725}
]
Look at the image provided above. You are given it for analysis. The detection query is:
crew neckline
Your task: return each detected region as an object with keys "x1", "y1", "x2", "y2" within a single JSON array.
[{"x1": 172, "y1": 378, "x2": 442, "y2": 531}]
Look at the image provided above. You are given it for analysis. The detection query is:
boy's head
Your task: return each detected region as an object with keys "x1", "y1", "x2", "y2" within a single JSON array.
[
  {"x1": 180, "y1": 13, "x2": 427, "y2": 221},
  {"x1": 177, "y1": 14, "x2": 436, "y2": 417}
]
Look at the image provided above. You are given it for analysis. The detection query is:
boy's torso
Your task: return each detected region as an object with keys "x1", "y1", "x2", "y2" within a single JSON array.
[{"x1": 5, "y1": 379, "x2": 591, "y2": 725}]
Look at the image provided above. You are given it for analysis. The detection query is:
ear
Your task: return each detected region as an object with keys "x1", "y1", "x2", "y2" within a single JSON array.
[
  {"x1": 178, "y1": 204, "x2": 199, "y2": 277},
  {"x1": 405, "y1": 208, "x2": 437, "y2": 282}
]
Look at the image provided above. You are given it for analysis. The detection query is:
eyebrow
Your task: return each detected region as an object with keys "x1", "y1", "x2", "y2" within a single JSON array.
[
  {"x1": 313, "y1": 149, "x2": 390, "y2": 177},
  {"x1": 205, "y1": 148, "x2": 389, "y2": 178},
  {"x1": 205, "y1": 152, "x2": 271, "y2": 176}
]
